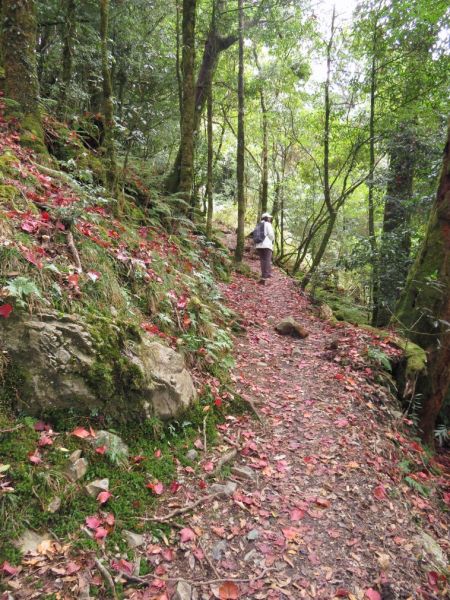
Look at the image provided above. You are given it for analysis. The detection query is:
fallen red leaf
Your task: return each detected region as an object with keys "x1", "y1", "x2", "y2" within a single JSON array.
[
  {"x1": 365, "y1": 589, "x2": 381, "y2": 600},
  {"x1": 71, "y1": 426, "x2": 91, "y2": 439},
  {"x1": 219, "y1": 581, "x2": 239, "y2": 599},
  {"x1": 0, "y1": 304, "x2": 13, "y2": 318},
  {"x1": 85, "y1": 515, "x2": 102, "y2": 529},
  {"x1": 1, "y1": 561, "x2": 19, "y2": 576},
  {"x1": 373, "y1": 485, "x2": 387, "y2": 500},
  {"x1": 95, "y1": 445, "x2": 107, "y2": 455},
  {"x1": 28, "y1": 450, "x2": 42, "y2": 464},
  {"x1": 111, "y1": 558, "x2": 133, "y2": 575},
  {"x1": 147, "y1": 481, "x2": 164, "y2": 495},
  {"x1": 179, "y1": 528, "x2": 196, "y2": 543},
  {"x1": 97, "y1": 491, "x2": 112, "y2": 504}
]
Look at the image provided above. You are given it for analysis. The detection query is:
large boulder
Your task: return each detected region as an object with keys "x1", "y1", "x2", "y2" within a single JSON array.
[{"x1": 0, "y1": 309, "x2": 196, "y2": 421}]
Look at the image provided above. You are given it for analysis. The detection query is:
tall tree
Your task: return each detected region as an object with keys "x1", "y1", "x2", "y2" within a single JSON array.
[
  {"x1": 234, "y1": 0, "x2": 246, "y2": 262},
  {"x1": 58, "y1": 0, "x2": 76, "y2": 119},
  {"x1": 99, "y1": 0, "x2": 118, "y2": 198},
  {"x1": 1, "y1": 0, "x2": 46, "y2": 153},
  {"x1": 205, "y1": 81, "x2": 214, "y2": 235},
  {"x1": 373, "y1": 123, "x2": 416, "y2": 326},
  {"x1": 395, "y1": 122, "x2": 450, "y2": 447},
  {"x1": 178, "y1": 0, "x2": 197, "y2": 208}
]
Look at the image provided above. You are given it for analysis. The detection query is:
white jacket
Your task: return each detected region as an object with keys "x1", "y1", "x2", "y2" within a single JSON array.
[{"x1": 255, "y1": 220, "x2": 275, "y2": 250}]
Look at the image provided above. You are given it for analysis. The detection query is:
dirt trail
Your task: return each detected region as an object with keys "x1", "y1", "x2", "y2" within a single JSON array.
[{"x1": 156, "y1": 256, "x2": 449, "y2": 599}]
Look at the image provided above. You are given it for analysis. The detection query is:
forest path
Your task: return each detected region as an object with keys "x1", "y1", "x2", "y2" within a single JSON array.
[{"x1": 157, "y1": 253, "x2": 449, "y2": 600}]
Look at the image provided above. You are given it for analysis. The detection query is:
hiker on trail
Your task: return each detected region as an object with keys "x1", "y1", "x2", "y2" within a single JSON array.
[{"x1": 254, "y1": 213, "x2": 274, "y2": 284}]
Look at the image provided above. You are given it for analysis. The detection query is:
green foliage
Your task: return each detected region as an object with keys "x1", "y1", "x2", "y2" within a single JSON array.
[
  {"x1": 4, "y1": 276, "x2": 43, "y2": 307},
  {"x1": 366, "y1": 346, "x2": 392, "y2": 372}
]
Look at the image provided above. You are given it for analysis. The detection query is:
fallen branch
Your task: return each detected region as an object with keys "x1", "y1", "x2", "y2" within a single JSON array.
[
  {"x1": 122, "y1": 567, "x2": 273, "y2": 588},
  {"x1": 199, "y1": 540, "x2": 220, "y2": 578},
  {"x1": 94, "y1": 557, "x2": 118, "y2": 600},
  {"x1": 139, "y1": 492, "x2": 221, "y2": 522},
  {"x1": 0, "y1": 424, "x2": 24, "y2": 435},
  {"x1": 208, "y1": 449, "x2": 237, "y2": 478},
  {"x1": 241, "y1": 396, "x2": 265, "y2": 425},
  {"x1": 66, "y1": 229, "x2": 83, "y2": 272}
]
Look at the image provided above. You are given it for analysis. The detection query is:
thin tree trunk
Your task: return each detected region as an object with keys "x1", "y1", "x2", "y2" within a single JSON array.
[
  {"x1": 206, "y1": 82, "x2": 214, "y2": 238},
  {"x1": 99, "y1": 0, "x2": 118, "y2": 200},
  {"x1": 300, "y1": 7, "x2": 335, "y2": 288},
  {"x1": 1, "y1": 0, "x2": 46, "y2": 153},
  {"x1": 178, "y1": 0, "x2": 196, "y2": 209},
  {"x1": 301, "y1": 211, "x2": 337, "y2": 288},
  {"x1": 368, "y1": 24, "x2": 378, "y2": 324},
  {"x1": 253, "y1": 48, "x2": 268, "y2": 215},
  {"x1": 395, "y1": 122, "x2": 450, "y2": 447},
  {"x1": 58, "y1": 0, "x2": 76, "y2": 119},
  {"x1": 234, "y1": 0, "x2": 245, "y2": 263},
  {"x1": 175, "y1": 0, "x2": 183, "y2": 120}
]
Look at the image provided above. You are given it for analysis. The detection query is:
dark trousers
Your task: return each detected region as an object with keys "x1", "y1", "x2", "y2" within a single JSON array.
[{"x1": 257, "y1": 248, "x2": 272, "y2": 279}]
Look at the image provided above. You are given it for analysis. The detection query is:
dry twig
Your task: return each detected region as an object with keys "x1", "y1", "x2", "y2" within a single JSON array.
[{"x1": 139, "y1": 492, "x2": 221, "y2": 522}]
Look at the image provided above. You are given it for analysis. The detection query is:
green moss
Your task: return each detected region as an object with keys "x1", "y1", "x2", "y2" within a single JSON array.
[
  {"x1": 0, "y1": 362, "x2": 32, "y2": 414},
  {"x1": 20, "y1": 113, "x2": 48, "y2": 156},
  {"x1": 0, "y1": 184, "x2": 19, "y2": 202},
  {"x1": 313, "y1": 287, "x2": 368, "y2": 325},
  {"x1": 393, "y1": 337, "x2": 427, "y2": 378}
]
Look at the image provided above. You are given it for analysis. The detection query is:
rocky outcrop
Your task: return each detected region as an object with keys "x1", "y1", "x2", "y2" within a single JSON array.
[{"x1": 1, "y1": 309, "x2": 196, "y2": 422}]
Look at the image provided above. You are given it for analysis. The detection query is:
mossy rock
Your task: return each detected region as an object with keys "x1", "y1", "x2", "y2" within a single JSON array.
[{"x1": 0, "y1": 309, "x2": 197, "y2": 425}]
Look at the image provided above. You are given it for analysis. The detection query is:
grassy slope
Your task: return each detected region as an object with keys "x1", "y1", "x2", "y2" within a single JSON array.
[{"x1": 0, "y1": 101, "x2": 239, "y2": 566}]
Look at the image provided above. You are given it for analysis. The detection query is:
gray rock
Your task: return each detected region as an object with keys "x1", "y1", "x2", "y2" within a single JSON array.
[
  {"x1": 14, "y1": 530, "x2": 52, "y2": 554},
  {"x1": 47, "y1": 497, "x2": 61, "y2": 513},
  {"x1": 210, "y1": 481, "x2": 237, "y2": 498},
  {"x1": 275, "y1": 317, "x2": 309, "y2": 339},
  {"x1": 65, "y1": 457, "x2": 88, "y2": 482},
  {"x1": 212, "y1": 540, "x2": 227, "y2": 561},
  {"x1": 1, "y1": 311, "x2": 96, "y2": 414},
  {"x1": 85, "y1": 478, "x2": 109, "y2": 497},
  {"x1": 1, "y1": 309, "x2": 197, "y2": 422},
  {"x1": 127, "y1": 338, "x2": 197, "y2": 420},
  {"x1": 318, "y1": 303, "x2": 334, "y2": 321},
  {"x1": 247, "y1": 529, "x2": 260, "y2": 541},
  {"x1": 186, "y1": 449, "x2": 199, "y2": 461},
  {"x1": 69, "y1": 449, "x2": 82, "y2": 463},
  {"x1": 230, "y1": 465, "x2": 256, "y2": 481},
  {"x1": 122, "y1": 530, "x2": 145, "y2": 549},
  {"x1": 173, "y1": 581, "x2": 192, "y2": 600},
  {"x1": 414, "y1": 531, "x2": 448, "y2": 571}
]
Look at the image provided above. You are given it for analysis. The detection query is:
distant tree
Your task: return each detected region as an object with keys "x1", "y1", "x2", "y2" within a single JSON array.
[{"x1": 234, "y1": 0, "x2": 246, "y2": 262}]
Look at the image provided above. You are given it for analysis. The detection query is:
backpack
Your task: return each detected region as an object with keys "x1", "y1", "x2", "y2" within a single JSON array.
[{"x1": 252, "y1": 221, "x2": 266, "y2": 244}]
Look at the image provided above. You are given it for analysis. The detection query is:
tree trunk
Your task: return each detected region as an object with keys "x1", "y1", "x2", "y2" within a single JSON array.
[
  {"x1": 175, "y1": 0, "x2": 183, "y2": 120},
  {"x1": 300, "y1": 7, "x2": 335, "y2": 288},
  {"x1": 58, "y1": 0, "x2": 76, "y2": 119},
  {"x1": 178, "y1": 0, "x2": 196, "y2": 209},
  {"x1": 395, "y1": 123, "x2": 450, "y2": 447},
  {"x1": 301, "y1": 210, "x2": 337, "y2": 289},
  {"x1": 234, "y1": 0, "x2": 245, "y2": 263},
  {"x1": 368, "y1": 25, "x2": 379, "y2": 324},
  {"x1": 1, "y1": 0, "x2": 46, "y2": 153},
  {"x1": 165, "y1": 14, "x2": 237, "y2": 193},
  {"x1": 206, "y1": 81, "x2": 213, "y2": 238},
  {"x1": 374, "y1": 123, "x2": 416, "y2": 326},
  {"x1": 99, "y1": 0, "x2": 118, "y2": 199}
]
